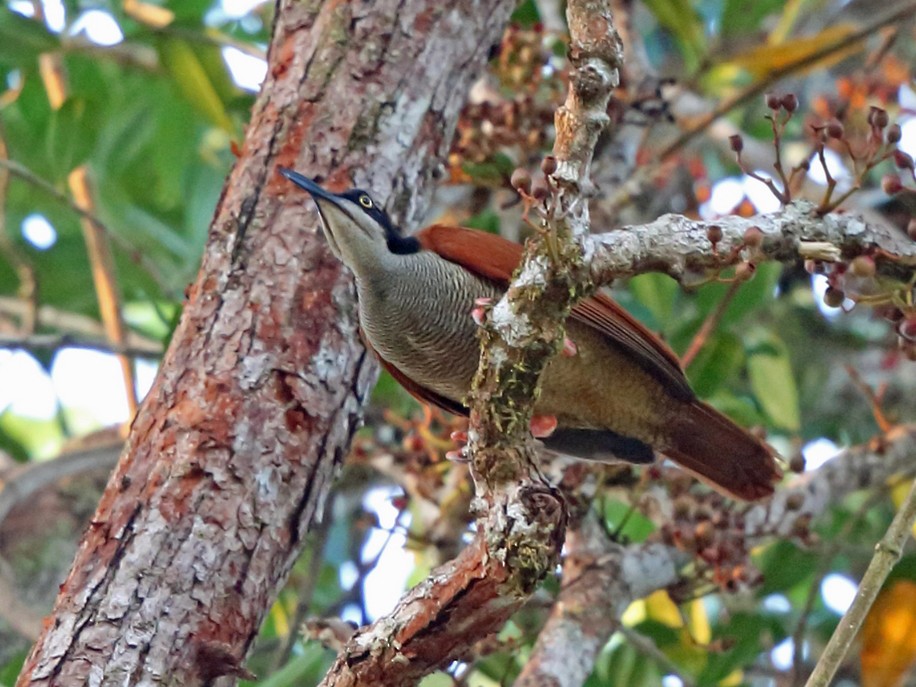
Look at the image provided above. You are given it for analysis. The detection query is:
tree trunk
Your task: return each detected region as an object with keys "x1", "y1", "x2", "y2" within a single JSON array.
[{"x1": 16, "y1": 1, "x2": 514, "y2": 684}]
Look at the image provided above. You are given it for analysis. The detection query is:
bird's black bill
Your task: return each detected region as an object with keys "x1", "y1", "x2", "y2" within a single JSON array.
[{"x1": 278, "y1": 167, "x2": 341, "y2": 205}]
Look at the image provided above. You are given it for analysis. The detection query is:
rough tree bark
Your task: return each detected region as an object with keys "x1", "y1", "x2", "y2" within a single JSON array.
[{"x1": 15, "y1": 1, "x2": 514, "y2": 685}]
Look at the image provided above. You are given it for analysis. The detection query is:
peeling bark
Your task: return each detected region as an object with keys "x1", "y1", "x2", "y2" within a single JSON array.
[
  {"x1": 587, "y1": 200, "x2": 916, "y2": 285},
  {"x1": 15, "y1": 2, "x2": 514, "y2": 685}
]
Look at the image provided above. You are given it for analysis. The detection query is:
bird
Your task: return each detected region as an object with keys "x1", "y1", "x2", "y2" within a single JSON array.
[{"x1": 279, "y1": 167, "x2": 781, "y2": 500}]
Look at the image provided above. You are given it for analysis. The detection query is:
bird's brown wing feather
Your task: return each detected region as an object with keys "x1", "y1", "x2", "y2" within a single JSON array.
[
  {"x1": 414, "y1": 225, "x2": 779, "y2": 501},
  {"x1": 417, "y1": 224, "x2": 693, "y2": 400}
]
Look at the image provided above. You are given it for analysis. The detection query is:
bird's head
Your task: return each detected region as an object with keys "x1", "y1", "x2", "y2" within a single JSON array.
[{"x1": 279, "y1": 167, "x2": 418, "y2": 274}]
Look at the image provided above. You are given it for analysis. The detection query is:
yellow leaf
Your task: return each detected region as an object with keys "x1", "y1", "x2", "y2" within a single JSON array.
[
  {"x1": 158, "y1": 37, "x2": 233, "y2": 132},
  {"x1": 645, "y1": 589, "x2": 682, "y2": 628},
  {"x1": 123, "y1": 0, "x2": 174, "y2": 28},
  {"x1": 890, "y1": 480, "x2": 916, "y2": 538},
  {"x1": 687, "y1": 598, "x2": 711, "y2": 645},
  {"x1": 767, "y1": 0, "x2": 807, "y2": 45},
  {"x1": 269, "y1": 598, "x2": 290, "y2": 638},
  {"x1": 724, "y1": 24, "x2": 862, "y2": 80},
  {"x1": 861, "y1": 580, "x2": 916, "y2": 687}
]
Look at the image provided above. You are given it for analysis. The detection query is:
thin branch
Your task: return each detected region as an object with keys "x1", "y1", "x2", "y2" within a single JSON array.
[
  {"x1": 0, "y1": 443, "x2": 122, "y2": 641},
  {"x1": 0, "y1": 158, "x2": 174, "y2": 295},
  {"x1": 620, "y1": 626, "x2": 698, "y2": 687},
  {"x1": 0, "y1": 296, "x2": 164, "y2": 353},
  {"x1": 804, "y1": 471, "x2": 916, "y2": 687},
  {"x1": 586, "y1": 200, "x2": 916, "y2": 287},
  {"x1": 0, "y1": 127, "x2": 38, "y2": 332},
  {"x1": 0, "y1": 444, "x2": 122, "y2": 526},
  {"x1": 68, "y1": 167, "x2": 139, "y2": 417},
  {"x1": 0, "y1": 332, "x2": 163, "y2": 357},
  {"x1": 680, "y1": 277, "x2": 742, "y2": 368}
]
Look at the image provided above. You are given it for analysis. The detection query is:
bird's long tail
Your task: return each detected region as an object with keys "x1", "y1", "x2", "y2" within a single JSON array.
[{"x1": 664, "y1": 400, "x2": 782, "y2": 500}]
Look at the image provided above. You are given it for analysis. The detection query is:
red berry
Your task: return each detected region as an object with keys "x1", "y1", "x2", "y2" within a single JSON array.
[
  {"x1": 874, "y1": 110, "x2": 889, "y2": 129},
  {"x1": 893, "y1": 150, "x2": 914, "y2": 171},
  {"x1": 887, "y1": 124, "x2": 902, "y2": 144},
  {"x1": 882, "y1": 174, "x2": 903, "y2": 195},
  {"x1": 849, "y1": 255, "x2": 876, "y2": 278},
  {"x1": 735, "y1": 262, "x2": 756, "y2": 282},
  {"x1": 540, "y1": 155, "x2": 557, "y2": 176},
  {"x1": 729, "y1": 135, "x2": 744, "y2": 153},
  {"x1": 781, "y1": 94, "x2": 798, "y2": 112},
  {"x1": 510, "y1": 168, "x2": 532, "y2": 195},
  {"x1": 743, "y1": 226, "x2": 764, "y2": 247},
  {"x1": 826, "y1": 119, "x2": 844, "y2": 139},
  {"x1": 870, "y1": 107, "x2": 889, "y2": 129},
  {"x1": 823, "y1": 287, "x2": 845, "y2": 308},
  {"x1": 765, "y1": 93, "x2": 781, "y2": 110}
]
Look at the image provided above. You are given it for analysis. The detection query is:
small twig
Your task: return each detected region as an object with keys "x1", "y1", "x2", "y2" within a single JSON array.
[
  {"x1": 0, "y1": 128, "x2": 38, "y2": 332},
  {"x1": 0, "y1": 333, "x2": 162, "y2": 357},
  {"x1": 681, "y1": 277, "x2": 743, "y2": 368},
  {"x1": 0, "y1": 296, "x2": 164, "y2": 352},
  {"x1": 0, "y1": 158, "x2": 174, "y2": 294},
  {"x1": 844, "y1": 364, "x2": 893, "y2": 434},
  {"x1": 69, "y1": 167, "x2": 139, "y2": 418},
  {"x1": 804, "y1": 471, "x2": 916, "y2": 687},
  {"x1": 790, "y1": 489, "x2": 885, "y2": 685},
  {"x1": 271, "y1": 493, "x2": 335, "y2": 670},
  {"x1": 620, "y1": 626, "x2": 698, "y2": 687},
  {"x1": 770, "y1": 111, "x2": 792, "y2": 203}
]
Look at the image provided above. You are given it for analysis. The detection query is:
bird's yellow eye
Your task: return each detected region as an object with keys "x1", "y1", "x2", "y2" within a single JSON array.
[{"x1": 359, "y1": 195, "x2": 373, "y2": 208}]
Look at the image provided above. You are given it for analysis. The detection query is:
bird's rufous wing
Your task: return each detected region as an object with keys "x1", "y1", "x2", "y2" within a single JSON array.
[{"x1": 417, "y1": 224, "x2": 693, "y2": 401}]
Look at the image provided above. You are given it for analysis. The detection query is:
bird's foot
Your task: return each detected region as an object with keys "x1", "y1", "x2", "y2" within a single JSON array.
[
  {"x1": 561, "y1": 336, "x2": 578, "y2": 357},
  {"x1": 446, "y1": 418, "x2": 556, "y2": 461},
  {"x1": 446, "y1": 430, "x2": 470, "y2": 463},
  {"x1": 471, "y1": 297, "x2": 493, "y2": 326},
  {"x1": 530, "y1": 414, "x2": 557, "y2": 438}
]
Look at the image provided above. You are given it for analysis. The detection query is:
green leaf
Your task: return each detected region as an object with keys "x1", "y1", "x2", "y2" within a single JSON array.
[
  {"x1": 703, "y1": 389, "x2": 767, "y2": 428},
  {"x1": 510, "y1": 0, "x2": 540, "y2": 27},
  {"x1": 721, "y1": 0, "x2": 784, "y2": 39},
  {"x1": 746, "y1": 330, "x2": 801, "y2": 431},
  {"x1": 247, "y1": 645, "x2": 330, "y2": 687},
  {"x1": 464, "y1": 209, "x2": 501, "y2": 234},
  {"x1": 699, "y1": 612, "x2": 786, "y2": 684},
  {"x1": 0, "y1": 10, "x2": 58, "y2": 65},
  {"x1": 757, "y1": 540, "x2": 819, "y2": 594},
  {"x1": 0, "y1": 650, "x2": 28, "y2": 687},
  {"x1": 157, "y1": 36, "x2": 234, "y2": 132},
  {"x1": 0, "y1": 409, "x2": 63, "y2": 459},
  {"x1": 641, "y1": 0, "x2": 705, "y2": 72},
  {"x1": 602, "y1": 498, "x2": 657, "y2": 542},
  {"x1": 460, "y1": 152, "x2": 515, "y2": 183},
  {"x1": 627, "y1": 273, "x2": 680, "y2": 330},
  {"x1": 45, "y1": 96, "x2": 101, "y2": 176},
  {"x1": 691, "y1": 262, "x2": 781, "y2": 329},
  {"x1": 686, "y1": 331, "x2": 745, "y2": 397}
]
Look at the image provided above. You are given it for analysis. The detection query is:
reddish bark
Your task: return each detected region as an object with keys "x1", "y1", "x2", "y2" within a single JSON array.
[
  {"x1": 16, "y1": 1, "x2": 514, "y2": 685},
  {"x1": 320, "y1": 481, "x2": 566, "y2": 687}
]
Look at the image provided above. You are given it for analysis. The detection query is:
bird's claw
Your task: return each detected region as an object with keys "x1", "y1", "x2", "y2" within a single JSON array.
[
  {"x1": 530, "y1": 414, "x2": 558, "y2": 438},
  {"x1": 445, "y1": 447, "x2": 470, "y2": 463},
  {"x1": 471, "y1": 297, "x2": 494, "y2": 325},
  {"x1": 561, "y1": 337, "x2": 578, "y2": 357}
]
